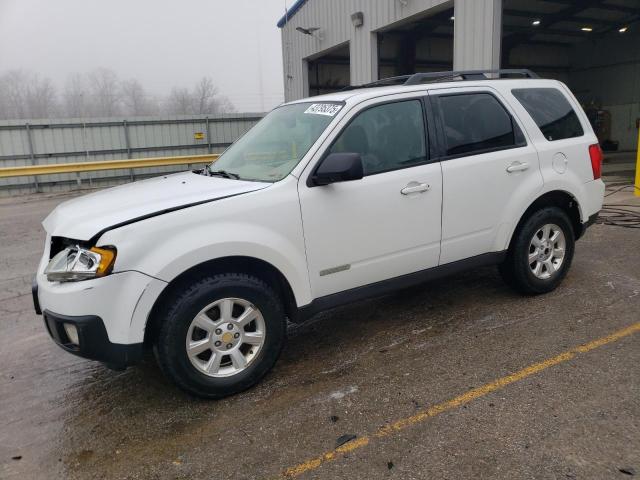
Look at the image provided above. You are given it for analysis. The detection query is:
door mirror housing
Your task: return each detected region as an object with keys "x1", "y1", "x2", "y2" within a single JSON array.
[{"x1": 311, "y1": 152, "x2": 364, "y2": 186}]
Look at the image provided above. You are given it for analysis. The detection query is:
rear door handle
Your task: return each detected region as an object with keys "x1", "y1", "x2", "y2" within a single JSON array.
[
  {"x1": 401, "y1": 182, "x2": 430, "y2": 195},
  {"x1": 506, "y1": 161, "x2": 529, "y2": 173}
]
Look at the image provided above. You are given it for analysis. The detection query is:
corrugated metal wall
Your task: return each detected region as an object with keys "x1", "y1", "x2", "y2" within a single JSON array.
[
  {"x1": 280, "y1": 0, "x2": 503, "y2": 101},
  {"x1": 281, "y1": 0, "x2": 454, "y2": 101},
  {"x1": 0, "y1": 113, "x2": 263, "y2": 196}
]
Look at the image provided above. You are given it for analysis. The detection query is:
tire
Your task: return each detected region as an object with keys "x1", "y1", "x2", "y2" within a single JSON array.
[
  {"x1": 154, "y1": 273, "x2": 286, "y2": 399},
  {"x1": 499, "y1": 206, "x2": 575, "y2": 295}
]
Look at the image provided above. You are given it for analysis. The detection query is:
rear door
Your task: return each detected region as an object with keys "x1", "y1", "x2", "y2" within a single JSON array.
[{"x1": 430, "y1": 87, "x2": 543, "y2": 264}]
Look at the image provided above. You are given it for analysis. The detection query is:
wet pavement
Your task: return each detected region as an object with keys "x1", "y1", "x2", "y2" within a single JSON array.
[{"x1": 1, "y1": 186, "x2": 639, "y2": 479}]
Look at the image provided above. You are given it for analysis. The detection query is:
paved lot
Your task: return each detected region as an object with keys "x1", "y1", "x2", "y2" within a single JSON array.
[{"x1": 1, "y1": 184, "x2": 639, "y2": 480}]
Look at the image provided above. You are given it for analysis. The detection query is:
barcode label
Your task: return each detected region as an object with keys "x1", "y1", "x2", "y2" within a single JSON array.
[{"x1": 304, "y1": 103, "x2": 342, "y2": 116}]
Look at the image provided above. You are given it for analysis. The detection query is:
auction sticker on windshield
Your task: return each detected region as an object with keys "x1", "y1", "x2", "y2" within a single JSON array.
[{"x1": 304, "y1": 103, "x2": 342, "y2": 116}]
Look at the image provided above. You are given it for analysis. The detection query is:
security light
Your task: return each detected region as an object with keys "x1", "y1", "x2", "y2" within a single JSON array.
[
  {"x1": 351, "y1": 11, "x2": 364, "y2": 28},
  {"x1": 532, "y1": 19, "x2": 541, "y2": 26},
  {"x1": 450, "y1": 16, "x2": 455, "y2": 21},
  {"x1": 296, "y1": 26, "x2": 320, "y2": 35},
  {"x1": 618, "y1": 26, "x2": 628, "y2": 33},
  {"x1": 581, "y1": 27, "x2": 593, "y2": 32}
]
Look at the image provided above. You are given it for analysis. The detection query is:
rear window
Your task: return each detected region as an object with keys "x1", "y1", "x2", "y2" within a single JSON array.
[
  {"x1": 437, "y1": 93, "x2": 525, "y2": 157},
  {"x1": 512, "y1": 88, "x2": 584, "y2": 141}
]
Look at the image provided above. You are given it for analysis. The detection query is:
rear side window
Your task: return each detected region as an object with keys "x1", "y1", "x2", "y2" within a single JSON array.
[
  {"x1": 436, "y1": 93, "x2": 525, "y2": 157},
  {"x1": 512, "y1": 88, "x2": 584, "y2": 141}
]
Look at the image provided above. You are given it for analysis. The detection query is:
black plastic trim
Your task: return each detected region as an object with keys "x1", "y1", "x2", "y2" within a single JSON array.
[
  {"x1": 32, "y1": 278, "x2": 41, "y2": 315},
  {"x1": 578, "y1": 212, "x2": 599, "y2": 239},
  {"x1": 43, "y1": 310, "x2": 143, "y2": 368},
  {"x1": 296, "y1": 251, "x2": 506, "y2": 322}
]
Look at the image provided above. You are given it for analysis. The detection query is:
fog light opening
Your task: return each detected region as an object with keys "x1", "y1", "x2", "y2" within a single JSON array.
[{"x1": 63, "y1": 323, "x2": 79, "y2": 346}]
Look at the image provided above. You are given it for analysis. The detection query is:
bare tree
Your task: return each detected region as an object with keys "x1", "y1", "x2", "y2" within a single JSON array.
[
  {"x1": 165, "y1": 77, "x2": 234, "y2": 115},
  {"x1": 87, "y1": 68, "x2": 121, "y2": 117},
  {"x1": 0, "y1": 70, "x2": 57, "y2": 119},
  {"x1": 121, "y1": 79, "x2": 157, "y2": 116},
  {"x1": 62, "y1": 73, "x2": 89, "y2": 118},
  {"x1": 0, "y1": 70, "x2": 28, "y2": 118},
  {"x1": 193, "y1": 77, "x2": 218, "y2": 114},
  {"x1": 213, "y1": 95, "x2": 235, "y2": 114},
  {"x1": 0, "y1": 69, "x2": 235, "y2": 120},
  {"x1": 25, "y1": 75, "x2": 58, "y2": 119},
  {"x1": 166, "y1": 86, "x2": 193, "y2": 115}
]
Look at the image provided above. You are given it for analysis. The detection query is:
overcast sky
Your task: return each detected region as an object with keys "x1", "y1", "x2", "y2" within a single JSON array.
[{"x1": 0, "y1": 0, "x2": 292, "y2": 112}]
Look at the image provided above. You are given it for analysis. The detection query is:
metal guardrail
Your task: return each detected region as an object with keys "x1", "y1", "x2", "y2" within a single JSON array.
[{"x1": 0, "y1": 154, "x2": 219, "y2": 179}]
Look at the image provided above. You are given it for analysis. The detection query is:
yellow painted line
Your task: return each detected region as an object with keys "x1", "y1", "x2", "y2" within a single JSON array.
[
  {"x1": 0, "y1": 154, "x2": 219, "y2": 178},
  {"x1": 280, "y1": 322, "x2": 640, "y2": 478}
]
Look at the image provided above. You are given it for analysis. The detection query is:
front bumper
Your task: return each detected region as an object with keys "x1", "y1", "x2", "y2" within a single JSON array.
[
  {"x1": 42, "y1": 310, "x2": 143, "y2": 368},
  {"x1": 35, "y1": 269, "x2": 166, "y2": 344}
]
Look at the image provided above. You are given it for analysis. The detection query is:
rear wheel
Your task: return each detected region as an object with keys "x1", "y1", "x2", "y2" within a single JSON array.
[
  {"x1": 499, "y1": 207, "x2": 575, "y2": 294},
  {"x1": 154, "y1": 273, "x2": 286, "y2": 398}
]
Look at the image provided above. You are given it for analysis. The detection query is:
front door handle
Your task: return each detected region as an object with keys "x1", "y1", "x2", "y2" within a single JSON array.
[
  {"x1": 506, "y1": 161, "x2": 529, "y2": 173},
  {"x1": 401, "y1": 182, "x2": 430, "y2": 195}
]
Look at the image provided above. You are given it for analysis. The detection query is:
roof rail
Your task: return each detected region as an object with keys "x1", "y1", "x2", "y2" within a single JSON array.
[
  {"x1": 341, "y1": 75, "x2": 413, "y2": 91},
  {"x1": 404, "y1": 69, "x2": 539, "y2": 85},
  {"x1": 344, "y1": 69, "x2": 539, "y2": 91}
]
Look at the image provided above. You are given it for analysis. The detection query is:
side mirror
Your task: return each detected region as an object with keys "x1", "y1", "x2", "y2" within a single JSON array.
[{"x1": 311, "y1": 152, "x2": 364, "y2": 186}]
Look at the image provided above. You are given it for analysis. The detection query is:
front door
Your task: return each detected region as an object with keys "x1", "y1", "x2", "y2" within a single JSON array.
[{"x1": 298, "y1": 96, "x2": 442, "y2": 299}]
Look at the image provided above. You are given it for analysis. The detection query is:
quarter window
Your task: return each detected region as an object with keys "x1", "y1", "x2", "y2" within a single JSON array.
[
  {"x1": 437, "y1": 93, "x2": 525, "y2": 157},
  {"x1": 329, "y1": 100, "x2": 427, "y2": 175},
  {"x1": 512, "y1": 88, "x2": 584, "y2": 141}
]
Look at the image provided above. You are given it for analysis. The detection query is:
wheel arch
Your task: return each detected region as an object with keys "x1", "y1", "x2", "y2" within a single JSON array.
[
  {"x1": 507, "y1": 190, "x2": 583, "y2": 251},
  {"x1": 144, "y1": 256, "x2": 299, "y2": 346}
]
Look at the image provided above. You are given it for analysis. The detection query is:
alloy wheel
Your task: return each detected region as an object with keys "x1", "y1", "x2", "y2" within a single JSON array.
[
  {"x1": 185, "y1": 298, "x2": 266, "y2": 377},
  {"x1": 528, "y1": 223, "x2": 566, "y2": 280}
]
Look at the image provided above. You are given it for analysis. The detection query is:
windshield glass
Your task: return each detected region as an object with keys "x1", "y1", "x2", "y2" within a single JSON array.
[{"x1": 209, "y1": 102, "x2": 342, "y2": 182}]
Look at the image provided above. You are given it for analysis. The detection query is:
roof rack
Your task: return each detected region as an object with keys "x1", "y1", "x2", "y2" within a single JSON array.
[{"x1": 343, "y1": 69, "x2": 539, "y2": 91}]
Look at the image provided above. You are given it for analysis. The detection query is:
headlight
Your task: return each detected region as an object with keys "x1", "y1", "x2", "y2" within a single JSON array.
[{"x1": 45, "y1": 246, "x2": 116, "y2": 282}]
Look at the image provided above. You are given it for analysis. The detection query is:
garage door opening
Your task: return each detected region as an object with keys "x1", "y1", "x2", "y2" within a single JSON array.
[
  {"x1": 502, "y1": 0, "x2": 640, "y2": 153},
  {"x1": 377, "y1": 7, "x2": 454, "y2": 80},
  {"x1": 307, "y1": 43, "x2": 350, "y2": 97}
]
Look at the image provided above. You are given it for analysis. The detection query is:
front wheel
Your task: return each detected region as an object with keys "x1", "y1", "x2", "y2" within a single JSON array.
[
  {"x1": 499, "y1": 207, "x2": 575, "y2": 294},
  {"x1": 154, "y1": 273, "x2": 286, "y2": 398}
]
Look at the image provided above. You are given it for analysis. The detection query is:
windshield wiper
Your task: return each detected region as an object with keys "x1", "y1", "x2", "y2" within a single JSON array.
[{"x1": 204, "y1": 166, "x2": 240, "y2": 180}]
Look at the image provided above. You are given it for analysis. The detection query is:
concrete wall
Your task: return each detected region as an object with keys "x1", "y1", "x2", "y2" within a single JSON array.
[
  {"x1": 569, "y1": 31, "x2": 640, "y2": 151},
  {"x1": 0, "y1": 114, "x2": 263, "y2": 196}
]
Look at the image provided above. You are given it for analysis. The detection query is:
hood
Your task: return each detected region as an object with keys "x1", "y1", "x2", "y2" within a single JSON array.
[{"x1": 43, "y1": 171, "x2": 269, "y2": 240}]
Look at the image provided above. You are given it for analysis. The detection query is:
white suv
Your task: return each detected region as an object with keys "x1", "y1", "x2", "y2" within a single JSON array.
[{"x1": 34, "y1": 70, "x2": 604, "y2": 398}]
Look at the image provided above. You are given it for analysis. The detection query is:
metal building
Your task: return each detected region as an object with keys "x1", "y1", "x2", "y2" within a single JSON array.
[{"x1": 278, "y1": 0, "x2": 640, "y2": 151}]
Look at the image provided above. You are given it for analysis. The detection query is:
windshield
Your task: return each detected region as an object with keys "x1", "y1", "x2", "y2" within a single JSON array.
[{"x1": 208, "y1": 102, "x2": 343, "y2": 182}]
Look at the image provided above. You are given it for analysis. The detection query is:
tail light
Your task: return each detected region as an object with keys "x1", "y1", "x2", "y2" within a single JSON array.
[{"x1": 589, "y1": 143, "x2": 603, "y2": 180}]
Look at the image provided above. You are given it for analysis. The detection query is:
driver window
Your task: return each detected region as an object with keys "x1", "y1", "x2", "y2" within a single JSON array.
[{"x1": 329, "y1": 100, "x2": 427, "y2": 175}]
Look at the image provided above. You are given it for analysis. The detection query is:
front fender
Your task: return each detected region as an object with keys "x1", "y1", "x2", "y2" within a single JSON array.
[{"x1": 97, "y1": 180, "x2": 312, "y2": 309}]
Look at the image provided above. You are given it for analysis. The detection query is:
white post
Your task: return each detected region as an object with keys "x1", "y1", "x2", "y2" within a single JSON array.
[
  {"x1": 453, "y1": 0, "x2": 502, "y2": 71},
  {"x1": 350, "y1": 32, "x2": 378, "y2": 86}
]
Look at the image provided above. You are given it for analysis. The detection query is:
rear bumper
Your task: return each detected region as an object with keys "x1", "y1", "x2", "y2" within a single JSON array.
[
  {"x1": 42, "y1": 310, "x2": 143, "y2": 368},
  {"x1": 577, "y1": 212, "x2": 599, "y2": 239}
]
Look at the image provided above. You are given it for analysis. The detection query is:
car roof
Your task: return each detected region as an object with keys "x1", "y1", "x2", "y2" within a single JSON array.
[{"x1": 284, "y1": 78, "x2": 565, "y2": 107}]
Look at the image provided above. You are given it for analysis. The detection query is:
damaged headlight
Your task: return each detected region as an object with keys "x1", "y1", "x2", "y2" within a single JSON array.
[{"x1": 45, "y1": 246, "x2": 116, "y2": 282}]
